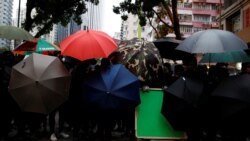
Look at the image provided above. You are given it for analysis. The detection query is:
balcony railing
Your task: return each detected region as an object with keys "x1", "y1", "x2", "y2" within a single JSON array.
[
  {"x1": 192, "y1": 9, "x2": 220, "y2": 16},
  {"x1": 193, "y1": 0, "x2": 222, "y2": 3},
  {"x1": 193, "y1": 0, "x2": 206, "y2": 2}
]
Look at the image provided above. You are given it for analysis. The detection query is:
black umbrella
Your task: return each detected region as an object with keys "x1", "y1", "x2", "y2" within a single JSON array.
[
  {"x1": 210, "y1": 74, "x2": 250, "y2": 138},
  {"x1": 161, "y1": 76, "x2": 204, "y2": 131},
  {"x1": 153, "y1": 38, "x2": 194, "y2": 60},
  {"x1": 211, "y1": 74, "x2": 250, "y2": 120}
]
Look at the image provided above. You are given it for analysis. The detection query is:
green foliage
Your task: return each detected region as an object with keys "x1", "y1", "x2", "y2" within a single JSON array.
[
  {"x1": 23, "y1": 0, "x2": 99, "y2": 38},
  {"x1": 157, "y1": 24, "x2": 171, "y2": 38},
  {"x1": 139, "y1": 15, "x2": 146, "y2": 26},
  {"x1": 113, "y1": 0, "x2": 182, "y2": 39}
]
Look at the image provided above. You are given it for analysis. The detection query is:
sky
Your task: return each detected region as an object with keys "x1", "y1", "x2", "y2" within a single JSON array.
[{"x1": 12, "y1": 0, "x2": 122, "y2": 37}]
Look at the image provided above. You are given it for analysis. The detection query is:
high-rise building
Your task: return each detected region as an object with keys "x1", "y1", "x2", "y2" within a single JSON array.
[
  {"x1": 13, "y1": 7, "x2": 26, "y2": 28},
  {"x1": 84, "y1": 1, "x2": 104, "y2": 30},
  {"x1": 54, "y1": 1, "x2": 104, "y2": 44},
  {"x1": 54, "y1": 19, "x2": 82, "y2": 44},
  {"x1": 0, "y1": 0, "x2": 13, "y2": 48},
  {"x1": 169, "y1": 0, "x2": 222, "y2": 38},
  {"x1": 12, "y1": 1, "x2": 104, "y2": 44},
  {"x1": 122, "y1": 0, "x2": 223, "y2": 40}
]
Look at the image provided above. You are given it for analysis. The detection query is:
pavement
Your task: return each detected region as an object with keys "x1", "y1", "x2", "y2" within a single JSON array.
[{"x1": 5, "y1": 129, "x2": 176, "y2": 141}]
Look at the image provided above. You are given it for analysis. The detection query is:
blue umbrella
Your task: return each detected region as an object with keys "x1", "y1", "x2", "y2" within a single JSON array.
[{"x1": 82, "y1": 64, "x2": 141, "y2": 110}]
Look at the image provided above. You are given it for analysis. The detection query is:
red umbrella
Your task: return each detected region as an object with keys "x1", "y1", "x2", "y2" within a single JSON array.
[{"x1": 60, "y1": 30, "x2": 117, "y2": 61}]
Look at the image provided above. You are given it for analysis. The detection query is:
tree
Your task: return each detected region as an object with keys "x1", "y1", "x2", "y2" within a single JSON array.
[
  {"x1": 23, "y1": 0, "x2": 99, "y2": 38},
  {"x1": 113, "y1": 0, "x2": 182, "y2": 40}
]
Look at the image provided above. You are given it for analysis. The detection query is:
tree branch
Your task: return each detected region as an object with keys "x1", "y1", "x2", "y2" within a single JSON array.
[
  {"x1": 146, "y1": 16, "x2": 160, "y2": 39},
  {"x1": 35, "y1": 20, "x2": 54, "y2": 38},
  {"x1": 160, "y1": 2, "x2": 174, "y2": 24},
  {"x1": 171, "y1": 0, "x2": 182, "y2": 40},
  {"x1": 152, "y1": 9, "x2": 172, "y2": 29},
  {"x1": 24, "y1": 0, "x2": 35, "y2": 31}
]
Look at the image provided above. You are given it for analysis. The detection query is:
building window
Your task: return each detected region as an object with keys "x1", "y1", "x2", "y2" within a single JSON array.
[
  {"x1": 180, "y1": 25, "x2": 192, "y2": 33},
  {"x1": 193, "y1": 3, "x2": 210, "y2": 10},
  {"x1": 211, "y1": 16, "x2": 217, "y2": 22},
  {"x1": 179, "y1": 14, "x2": 192, "y2": 22},
  {"x1": 232, "y1": 14, "x2": 241, "y2": 33},
  {"x1": 193, "y1": 15, "x2": 210, "y2": 22},
  {"x1": 184, "y1": 2, "x2": 192, "y2": 8}
]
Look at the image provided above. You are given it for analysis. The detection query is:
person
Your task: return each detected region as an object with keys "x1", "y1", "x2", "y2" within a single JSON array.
[
  {"x1": 108, "y1": 51, "x2": 123, "y2": 64},
  {"x1": 48, "y1": 106, "x2": 70, "y2": 141},
  {"x1": 240, "y1": 62, "x2": 250, "y2": 74},
  {"x1": 0, "y1": 51, "x2": 19, "y2": 140},
  {"x1": 69, "y1": 60, "x2": 96, "y2": 141}
]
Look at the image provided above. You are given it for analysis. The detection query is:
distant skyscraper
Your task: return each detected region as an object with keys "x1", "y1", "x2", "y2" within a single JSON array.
[
  {"x1": 0, "y1": 0, "x2": 13, "y2": 48},
  {"x1": 83, "y1": 1, "x2": 104, "y2": 30},
  {"x1": 16, "y1": 7, "x2": 26, "y2": 27},
  {"x1": 54, "y1": 1, "x2": 104, "y2": 43},
  {"x1": 54, "y1": 18, "x2": 81, "y2": 44}
]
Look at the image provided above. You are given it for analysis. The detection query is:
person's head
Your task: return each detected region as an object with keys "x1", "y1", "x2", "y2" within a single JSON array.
[
  {"x1": 108, "y1": 51, "x2": 123, "y2": 64},
  {"x1": 174, "y1": 64, "x2": 184, "y2": 77},
  {"x1": 100, "y1": 58, "x2": 111, "y2": 70},
  {"x1": 182, "y1": 56, "x2": 197, "y2": 73},
  {"x1": 2, "y1": 51, "x2": 14, "y2": 66},
  {"x1": 241, "y1": 62, "x2": 250, "y2": 74}
]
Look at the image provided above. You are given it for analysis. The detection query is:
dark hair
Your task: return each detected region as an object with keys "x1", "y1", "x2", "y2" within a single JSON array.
[{"x1": 241, "y1": 62, "x2": 250, "y2": 74}]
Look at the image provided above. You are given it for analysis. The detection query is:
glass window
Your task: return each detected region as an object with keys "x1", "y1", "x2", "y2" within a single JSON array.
[{"x1": 232, "y1": 14, "x2": 241, "y2": 33}]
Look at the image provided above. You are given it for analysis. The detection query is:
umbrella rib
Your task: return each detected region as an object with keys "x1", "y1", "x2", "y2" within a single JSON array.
[
  {"x1": 89, "y1": 33, "x2": 108, "y2": 56},
  {"x1": 39, "y1": 77, "x2": 69, "y2": 99}
]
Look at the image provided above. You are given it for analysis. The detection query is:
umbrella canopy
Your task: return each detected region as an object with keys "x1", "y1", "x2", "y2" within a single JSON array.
[
  {"x1": 199, "y1": 50, "x2": 250, "y2": 63},
  {"x1": 0, "y1": 25, "x2": 34, "y2": 40},
  {"x1": 161, "y1": 76, "x2": 204, "y2": 131},
  {"x1": 153, "y1": 38, "x2": 193, "y2": 60},
  {"x1": 210, "y1": 74, "x2": 250, "y2": 131},
  {"x1": 9, "y1": 53, "x2": 71, "y2": 114},
  {"x1": 118, "y1": 38, "x2": 142, "y2": 47},
  {"x1": 176, "y1": 29, "x2": 248, "y2": 54},
  {"x1": 60, "y1": 29, "x2": 117, "y2": 61},
  {"x1": 118, "y1": 41, "x2": 165, "y2": 85},
  {"x1": 82, "y1": 64, "x2": 140, "y2": 110},
  {"x1": 14, "y1": 38, "x2": 60, "y2": 55}
]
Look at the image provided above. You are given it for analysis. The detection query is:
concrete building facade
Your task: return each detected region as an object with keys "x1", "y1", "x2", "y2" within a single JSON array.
[
  {"x1": 0, "y1": 0, "x2": 13, "y2": 48},
  {"x1": 122, "y1": 0, "x2": 223, "y2": 41},
  {"x1": 219, "y1": 0, "x2": 250, "y2": 44}
]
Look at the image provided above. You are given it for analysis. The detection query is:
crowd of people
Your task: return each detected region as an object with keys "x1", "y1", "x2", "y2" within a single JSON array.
[
  {"x1": 0, "y1": 50, "x2": 250, "y2": 141},
  {"x1": 0, "y1": 51, "x2": 138, "y2": 141}
]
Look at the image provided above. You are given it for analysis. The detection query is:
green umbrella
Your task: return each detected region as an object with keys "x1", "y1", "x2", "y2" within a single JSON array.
[
  {"x1": 199, "y1": 51, "x2": 250, "y2": 63},
  {"x1": 0, "y1": 25, "x2": 34, "y2": 40},
  {"x1": 14, "y1": 38, "x2": 60, "y2": 55}
]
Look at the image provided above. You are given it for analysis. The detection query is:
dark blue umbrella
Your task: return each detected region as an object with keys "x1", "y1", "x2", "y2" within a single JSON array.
[{"x1": 82, "y1": 64, "x2": 140, "y2": 110}]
